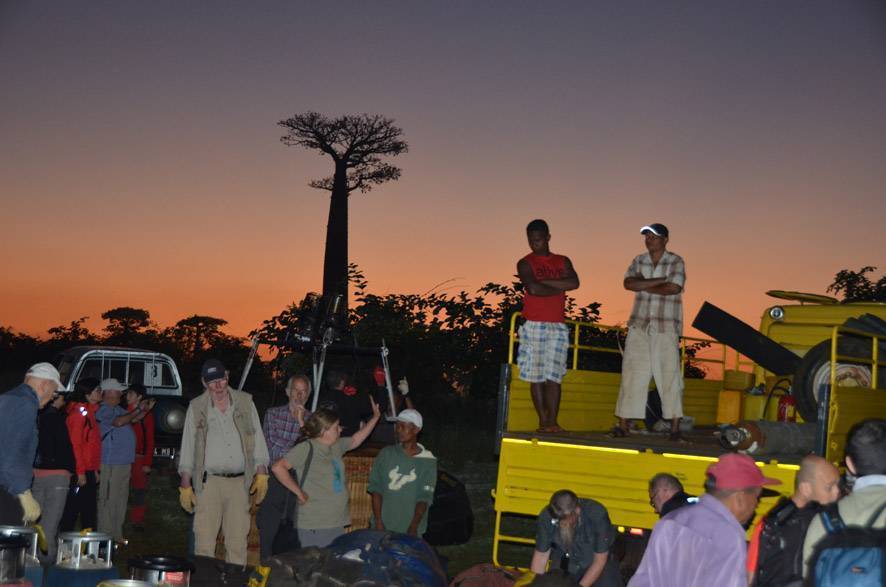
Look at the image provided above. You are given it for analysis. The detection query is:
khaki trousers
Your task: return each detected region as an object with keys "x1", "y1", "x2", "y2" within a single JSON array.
[
  {"x1": 616, "y1": 326, "x2": 684, "y2": 420},
  {"x1": 97, "y1": 463, "x2": 131, "y2": 540},
  {"x1": 194, "y1": 476, "x2": 250, "y2": 565}
]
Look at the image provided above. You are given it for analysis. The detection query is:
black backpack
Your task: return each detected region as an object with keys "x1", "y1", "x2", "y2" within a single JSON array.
[{"x1": 806, "y1": 499, "x2": 886, "y2": 586}]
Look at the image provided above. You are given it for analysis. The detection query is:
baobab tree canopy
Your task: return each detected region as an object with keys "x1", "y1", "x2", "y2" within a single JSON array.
[
  {"x1": 279, "y1": 112, "x2": 408, "y2": 193},
  {"x1": 278, "y1": 112, "x2": 408, "y2": 322}
]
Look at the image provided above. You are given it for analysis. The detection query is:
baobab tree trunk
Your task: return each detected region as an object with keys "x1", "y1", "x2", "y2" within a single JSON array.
[{"x1": 321, "y1": 161, "x2": 350, "y2": 320}]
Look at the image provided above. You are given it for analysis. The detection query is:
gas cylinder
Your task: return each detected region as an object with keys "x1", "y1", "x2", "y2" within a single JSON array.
[{"x1": 777, "y1": 394, "x2": 797, "y2": 422}]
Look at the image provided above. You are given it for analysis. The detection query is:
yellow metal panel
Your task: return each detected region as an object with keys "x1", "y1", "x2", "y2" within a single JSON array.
[
  {"x1": 506, "y1": 368, "x2": 622, "y2": 432},
  {"x1": 495, "y1": 437, "x2": 794, "y2": 530},
  {"x1": 684, "y1": 379, "x2": 720, "y2": 425},
  {"x1": 826, "y1": 386, "x2": 886, "y2": 464},
  {"x1": 492, "y1": 436, "x2": 797, "y2": 568},
  {"x1": 507, "y1": 366, "x2": 720, "y2": 432},
  {"x1": 716, "y1": 390, "x2": 743, "y2": 424}
]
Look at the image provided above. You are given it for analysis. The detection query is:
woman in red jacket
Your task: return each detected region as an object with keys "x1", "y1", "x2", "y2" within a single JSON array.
[
  {"x1": 59, "y1": 377, "x2": 102, "y2": 532},
  {"x1": 126, "y1": 383, "x2": 155, "y2": 528}
]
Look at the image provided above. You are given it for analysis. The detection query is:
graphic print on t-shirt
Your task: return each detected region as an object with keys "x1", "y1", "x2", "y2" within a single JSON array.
[
  {"x1": 533, "y1": 263, "x2": 564, "y2": 280},
  {"x1": 332, "y1": 458, "x2": 344, "y2": 493},
  {"x1": 387, "y1": 466, "x2": 417, "y2": 491}
]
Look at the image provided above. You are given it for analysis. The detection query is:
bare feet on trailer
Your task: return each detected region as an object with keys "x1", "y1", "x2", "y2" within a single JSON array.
[{"x1": 536, "y1": 424, "x2": 566, "y2": 434}]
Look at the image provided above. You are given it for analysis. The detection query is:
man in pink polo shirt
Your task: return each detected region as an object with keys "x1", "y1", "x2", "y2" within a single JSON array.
[{"x1": 629, "y1": 453, "x2": 781, "y2": 587}]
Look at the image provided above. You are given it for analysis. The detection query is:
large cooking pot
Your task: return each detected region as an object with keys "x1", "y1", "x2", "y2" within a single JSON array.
[
  {"x1": 97, "y1": 580, "x2": 153, "y2": 587},
  {"x1": 0, "y1": 526, "x2": 38, "y2": 561},
  {"x1": 0, "y1": 535, "x2": 28, "y2": 582},
  {"x1": 129, "y1": 555, "x2": 194, "y2": 586},
  {"x1": 56, "y1": 530, "x2": 114, "y2": 568}
]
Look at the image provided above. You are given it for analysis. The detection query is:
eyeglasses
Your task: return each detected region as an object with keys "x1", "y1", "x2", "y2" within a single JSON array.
[{"x1": 649, "y1": 490, "x2": 660, "y2": 506}]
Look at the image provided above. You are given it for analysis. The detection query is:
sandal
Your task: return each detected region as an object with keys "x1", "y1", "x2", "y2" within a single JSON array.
[
  {"x1": 669, "y1": 431, "x2": 689, "y2": 443},
  {"x1": 608, "y1": 426, "x2": 627, "y2": 438}
]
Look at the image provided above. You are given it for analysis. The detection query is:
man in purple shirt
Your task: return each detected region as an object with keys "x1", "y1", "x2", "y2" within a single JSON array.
[{"x1": 629, "y1": 453, "x2": 781, "y2": 587}]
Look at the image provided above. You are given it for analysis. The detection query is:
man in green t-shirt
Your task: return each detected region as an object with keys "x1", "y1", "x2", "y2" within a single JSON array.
[{"x1": 368, "y1": 409, "x2": 437, "y2": 536}]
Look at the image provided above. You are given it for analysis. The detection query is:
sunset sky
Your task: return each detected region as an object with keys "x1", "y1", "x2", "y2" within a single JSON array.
[{"x1": 2, "y1": 1, "x2": 884, "y2": 341}]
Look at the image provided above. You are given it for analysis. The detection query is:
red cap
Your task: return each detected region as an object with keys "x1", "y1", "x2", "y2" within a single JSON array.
[{"x1": 706, "y1": 453, "x2": 782, "y2": 490}]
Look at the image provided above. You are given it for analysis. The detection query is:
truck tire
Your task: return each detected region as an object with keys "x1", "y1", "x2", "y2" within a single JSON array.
[{"x1": 793, "y1": 337, "x2": 880, "y2": 422}]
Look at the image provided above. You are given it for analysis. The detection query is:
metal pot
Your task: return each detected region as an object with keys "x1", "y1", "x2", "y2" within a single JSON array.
[
  {"x1": 56, "y1": 530, "x2": 114, "y2": 568},
  {"x1": 129, "y1": 555, "x2": 194, "y2": 586},
  {"x1": 0, "y1": 525, "x2": 39, "y2": 562},
  {"x1": 0, "y1": 535, "x2": 28, "y2": 582},
  {"x1": 97, "y1": 581, "x2": 153, "y2": 587}
]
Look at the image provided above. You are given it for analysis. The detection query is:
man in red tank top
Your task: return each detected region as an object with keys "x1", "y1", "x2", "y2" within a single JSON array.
[{"x1": 517, "y1": 219, "x2": 580, "y2": 433}]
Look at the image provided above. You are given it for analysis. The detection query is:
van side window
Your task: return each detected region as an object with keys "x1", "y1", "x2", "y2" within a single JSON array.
[
  {"x1": 76, "y1": 357, "x2": 127, "y2": 383},
  {"x1": 131, "y1": 359, "x2": 177, "y2": 389}
]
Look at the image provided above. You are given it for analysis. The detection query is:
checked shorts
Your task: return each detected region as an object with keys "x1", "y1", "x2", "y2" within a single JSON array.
[{"x1": 517, "y1": 320, "x2": 570, "y2": 383}]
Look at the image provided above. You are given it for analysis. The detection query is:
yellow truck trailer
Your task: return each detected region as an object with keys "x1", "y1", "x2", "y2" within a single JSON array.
[{"x1": 491, "y1": 292, "x2": 885, "y2": 568}]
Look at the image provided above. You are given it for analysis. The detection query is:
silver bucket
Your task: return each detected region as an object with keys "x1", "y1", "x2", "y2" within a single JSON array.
[
  {"x1": 0, "y1": 535, "x2": 28, "y2": 582},
  {"x1": 0, "y1": 525, "x2": 39, "y2": 561}
]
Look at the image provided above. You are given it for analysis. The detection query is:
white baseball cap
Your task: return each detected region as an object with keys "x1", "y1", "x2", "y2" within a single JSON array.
[
  {"x1": 395, "y1": 409, "x2": 423, "y2": 430},
  {"x1": 100, "y1": 378, "x2": 127, "y2": 392},
  {"x1": 26, "y1": 362, "x2": 64, "y2": 391}
]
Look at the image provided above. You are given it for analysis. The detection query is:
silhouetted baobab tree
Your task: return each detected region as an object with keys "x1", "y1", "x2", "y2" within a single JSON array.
[{"x1": 278, "y1": 112, "x2": 408, "y2": 317}]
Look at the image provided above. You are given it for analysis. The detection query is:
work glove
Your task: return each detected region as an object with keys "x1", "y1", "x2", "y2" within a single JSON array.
[
  {"x1": 250, "y1": 473, "x2": 269, "y2": 505},
  {"x1": 179, "y1": 486, "x2": 197, "y2": 514},
  {"x1": 34, "y1": 524, "x2": 48, "y2": 554},
  {"x1": 18, "y1": 490, "x2": 41, "y2": 523},
  {"x1": 397, "y1": 377, "x2": 410, "y2": 396}
]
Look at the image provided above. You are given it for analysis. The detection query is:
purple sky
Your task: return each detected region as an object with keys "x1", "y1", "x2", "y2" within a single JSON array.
[{"x1": 2, "y1": 1, "x2": 884, "y2": 337}]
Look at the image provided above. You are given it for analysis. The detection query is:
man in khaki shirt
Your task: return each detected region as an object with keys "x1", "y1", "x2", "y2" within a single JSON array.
[{"x1": 178, "y1": 359, "x2": 270, "y2": 566}]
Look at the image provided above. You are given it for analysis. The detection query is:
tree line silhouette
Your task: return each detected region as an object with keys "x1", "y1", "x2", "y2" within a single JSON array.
[{"x1": 2, "y1": 266, "x2": 879, "y2": 413}]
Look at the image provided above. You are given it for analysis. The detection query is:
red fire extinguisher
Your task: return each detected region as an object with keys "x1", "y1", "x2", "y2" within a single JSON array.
[{"x1": 777, "y1": 394, "x2": 796, "y2": 422}]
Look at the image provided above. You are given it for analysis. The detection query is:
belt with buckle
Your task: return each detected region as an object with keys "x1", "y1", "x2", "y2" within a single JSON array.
[{"x1": 209, "y1": 472, "x2": 245, "y2": 478}]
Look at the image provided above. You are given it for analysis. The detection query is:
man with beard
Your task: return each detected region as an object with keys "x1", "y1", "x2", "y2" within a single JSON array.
[{"x1": 530, "y1": 489, "x2": 623, "y2": 586}]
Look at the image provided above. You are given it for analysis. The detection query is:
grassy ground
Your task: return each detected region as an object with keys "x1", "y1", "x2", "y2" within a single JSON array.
[{"x1": 113, "y1": 463, "x2": 191, "y2": 574}]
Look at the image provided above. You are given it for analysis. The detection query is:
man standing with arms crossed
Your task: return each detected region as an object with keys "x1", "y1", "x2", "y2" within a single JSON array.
[
  {"x1": 178, "y1": 359, "x2": 271, "y2": 567},
  {"x1": 517, "y1": 219, "x2": 580, "y2": 433},
  {"x1": 613, "y1": 223, "x2": 686, "y2": 441}
]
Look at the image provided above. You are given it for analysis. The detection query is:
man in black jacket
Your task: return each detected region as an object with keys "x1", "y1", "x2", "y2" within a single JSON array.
[
  {"x1": 648, "y1": 473, "x2": 694, "y2": 517},
  {"x1": 33, "y1": 392, "x2": 76, "y2": 561},
  {"x1": 747, "y1": 454, "x2": 840, "y2": 587}
]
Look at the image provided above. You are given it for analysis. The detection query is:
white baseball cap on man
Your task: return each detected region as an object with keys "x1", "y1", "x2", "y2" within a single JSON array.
[
  {"x1": 395, "y1": 409, "x2": 423, "y2": 430},
  {"x1": 26, "y1": 362, "x2": 65, "y2": 391},
  {"x1": 100, "y1": 378, "x2": 127, "y2": 392}
]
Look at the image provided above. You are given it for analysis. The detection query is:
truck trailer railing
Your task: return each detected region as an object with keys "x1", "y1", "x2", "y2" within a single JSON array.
[{"x1": 507, "y1": 312, "x2": 738, "y2": 376}]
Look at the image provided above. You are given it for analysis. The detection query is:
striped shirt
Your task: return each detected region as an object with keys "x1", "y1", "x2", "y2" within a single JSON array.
[{"x1": 625, "y1": 250, "x2": 686, "y2": 334}]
